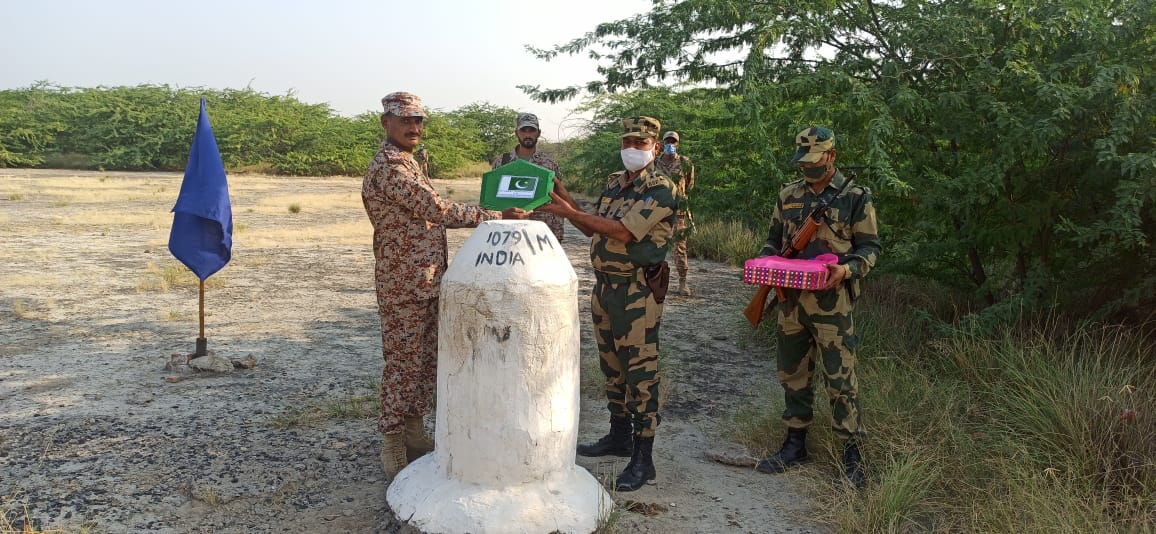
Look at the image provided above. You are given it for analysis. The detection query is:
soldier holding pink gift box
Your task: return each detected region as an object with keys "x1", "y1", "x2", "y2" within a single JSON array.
[{"x1": 755, "y1": 126, "x2": 881, "y2": 489}]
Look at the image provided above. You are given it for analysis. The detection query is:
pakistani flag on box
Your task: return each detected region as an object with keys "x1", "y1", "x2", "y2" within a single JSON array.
[{"x1": 480, "y1": 159, "x2": 555, "y2": 211}]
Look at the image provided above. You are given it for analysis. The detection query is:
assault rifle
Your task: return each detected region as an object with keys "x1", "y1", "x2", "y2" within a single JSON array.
[{"x1": 743, "y1": 169, "x2": 859, "y2": 327}]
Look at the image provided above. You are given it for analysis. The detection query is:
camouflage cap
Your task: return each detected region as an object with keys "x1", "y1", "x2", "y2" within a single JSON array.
[
  {"x1": 381, "y1": 92, "x2": 427, "y2": 118},
  {"x1": 621, "y1": 116, "x2": 661, "y2": 139},
  {"x1": 792, "y1": 126, "x2": 835, "y2": 164},
  {"x1": 516, "y1": 112, "x2": 540, "y2": 130},
  {"x1": 662, "y1": 131, "x2": 680, "y2": 142}
]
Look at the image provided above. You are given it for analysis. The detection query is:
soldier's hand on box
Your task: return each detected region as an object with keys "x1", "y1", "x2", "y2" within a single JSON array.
[
  {"x1": 501, "y1": 207, "x2": 531, "y2": 220},
  {"x1": 823, "y1": 263, "x2": 850, "y2": 290}
]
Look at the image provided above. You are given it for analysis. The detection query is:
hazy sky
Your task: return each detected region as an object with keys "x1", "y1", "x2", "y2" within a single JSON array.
[{"x1": 1, "y1": 0, "x2": 652, "y2": 140}]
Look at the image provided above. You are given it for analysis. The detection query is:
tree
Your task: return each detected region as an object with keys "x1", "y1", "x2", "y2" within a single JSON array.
[
  {"x1": 444, "y1": 102, "x2": 519, "y2": 163},
  {"x1": 524, "y1": 0, "x2": 1156, "y2": 321}
]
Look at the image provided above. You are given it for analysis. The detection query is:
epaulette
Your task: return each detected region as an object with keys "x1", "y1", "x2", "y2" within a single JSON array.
[
  {"x1": 643, "y1": 172, "x2": 673, "y2": 190},
  {"x1": 385, "y1": 151, "x2": 409, "y2": 166},
  {"x1": 783, "y1": 178, "x2": 805, "y2": 189},
  {"x1": 608, "y1": 171, "x2": 626, "y2": 187}
]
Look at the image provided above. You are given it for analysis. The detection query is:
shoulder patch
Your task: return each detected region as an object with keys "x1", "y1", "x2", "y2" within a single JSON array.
[
  {"x1": 385, "y1": 151, "x2": 409, "y2": 166},
  {"x1": 643, "y1": 173, "x2": 673, "y2": 190}
]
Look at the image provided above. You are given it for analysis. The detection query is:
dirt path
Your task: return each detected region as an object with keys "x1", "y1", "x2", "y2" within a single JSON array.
[{"x1": 0, "y1": 169, "x2": 825, "y2": 533}]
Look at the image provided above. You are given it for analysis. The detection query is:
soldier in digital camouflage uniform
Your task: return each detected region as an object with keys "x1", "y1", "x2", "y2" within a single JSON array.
[
  {"x1": 755, "y1": 126, "x2": 880, "y2": 489},
  {"x1": 538, "y1": 116, "x2": 678, "y2": 492},
  {"x1": 654, "y1": 130, "x2": 695, "y2": 295},
  {"x1": 362, "y1": 91, "x2": 528, "y2": 481},
  {"x1": 490, "y1": 112, "x2": 568, "y2": 242}
]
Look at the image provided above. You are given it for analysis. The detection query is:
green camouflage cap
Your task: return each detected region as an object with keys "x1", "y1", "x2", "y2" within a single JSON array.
[
  {"x1": 621, "y1": 116, "x2": 661, "y2": 139},
  {"x1": 792, "y1": 126, "x2": 835, "y2": 164}
]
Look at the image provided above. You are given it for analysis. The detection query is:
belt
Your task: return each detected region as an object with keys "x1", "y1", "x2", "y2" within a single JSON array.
[{"x1": 594, "y1": 270, "x2": 639, "y2": 285}]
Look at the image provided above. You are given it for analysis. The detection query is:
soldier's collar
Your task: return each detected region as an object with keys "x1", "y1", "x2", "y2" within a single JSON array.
[
  {"x1": 828, "y1": 170, "x2": 849, "y2": 192},
  {"x1": 628, "y1": 166, "x2": 657, "y2": 188}
]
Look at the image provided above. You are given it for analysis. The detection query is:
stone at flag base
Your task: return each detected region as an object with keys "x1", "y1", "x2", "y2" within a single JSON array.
[
  {"x1": 479, "y1": 159, "x2": 555, "y2": 211},
  {"x1": 387, "y1": 220, "x2": 611, "y2": 533}
]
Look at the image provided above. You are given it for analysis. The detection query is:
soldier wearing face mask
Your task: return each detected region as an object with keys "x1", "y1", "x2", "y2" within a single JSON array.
[
  {"x1": 655, "y1": 131, "x2": 695, "y2": 296},
  {"x1": 755, "y1": 126, "x2": 880, "y2": 489},
  {"x1": 537, "y1": 116, "x2": 678, "y2": 493}
]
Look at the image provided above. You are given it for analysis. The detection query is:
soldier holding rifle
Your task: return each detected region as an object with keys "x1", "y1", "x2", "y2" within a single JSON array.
[{"x1": 753, "y1": 127, "x2": 880, "y2": 488}]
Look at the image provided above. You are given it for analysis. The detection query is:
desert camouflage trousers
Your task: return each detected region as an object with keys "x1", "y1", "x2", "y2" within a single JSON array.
[
  {"x1": 592, "y1": 273, "x2": 664, "y2": 438},
  {"x1": 672, "y1": 219, "x2": 689, "y2": 279},
  {"x1": 775, "y1": 285, "x2": 862, "y2": 439},
  {"x1": 377, "y1": 297, "x2": 438, "y2": 434}
]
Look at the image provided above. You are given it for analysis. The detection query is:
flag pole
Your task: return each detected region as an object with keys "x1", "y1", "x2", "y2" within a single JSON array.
[{"x1": 195, "y1": 279, "x2": 207, "y2": 356}]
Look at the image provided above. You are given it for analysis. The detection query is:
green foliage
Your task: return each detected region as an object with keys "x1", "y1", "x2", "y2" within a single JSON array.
[
  {"x1": 0, "y1": 84, "x2": 499, "y2": 179},
  {"x1": 530, "y1": 0, "x2": 1156, "y2": 321},
  {"x1": 443, "y1": 102, "x2": 520, "y2": 162},
  {"x1": 686, "y1": 218, "x2": 762, "y2": 266},
  {"x1": 421, "y1": 113, "x2": 485, "y2": 178}
]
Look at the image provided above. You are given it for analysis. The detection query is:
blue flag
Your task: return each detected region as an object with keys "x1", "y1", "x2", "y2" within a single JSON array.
[{"x1": 169, "y1": 97, "x2": 232, "y2": 280}]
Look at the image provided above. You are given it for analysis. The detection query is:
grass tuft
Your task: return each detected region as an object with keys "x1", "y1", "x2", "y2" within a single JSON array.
[
  {"x1": 686, "y1": 219, "x2": 762, "y2": 266},
  {"x1": 730, "y1": 278, "x2": 1156, "y2": 532},
  {"x1": 267, "y1": 379, "x2": 380, "y2": 428},
  {"x1": 136, "y1": 262, "x2": 224, "y2": 292}
]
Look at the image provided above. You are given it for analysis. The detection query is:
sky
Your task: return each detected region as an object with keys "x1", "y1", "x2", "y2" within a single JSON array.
[{"x1": 1, "y1": 0, "x2": 653, "y2": 141}]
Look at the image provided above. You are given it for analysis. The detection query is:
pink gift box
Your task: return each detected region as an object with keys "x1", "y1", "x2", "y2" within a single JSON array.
[{"x1": 743, "y1": 254, "x2": 839, "y2": 290}]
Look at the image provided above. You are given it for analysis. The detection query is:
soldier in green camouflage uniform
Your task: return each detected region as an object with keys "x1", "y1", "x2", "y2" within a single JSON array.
[
  {"x1": 538, "y1": 116, "x2": 678, "y2": 492},
  {"x1": 754, "y1": 127, "x2": 880, "y2": 489},
  {"x1": 414, "y1": 144, "x2": 430, "y2": 177},
  {"x1": 655, "y1": 131, "x2": 695, "y2": 296}
]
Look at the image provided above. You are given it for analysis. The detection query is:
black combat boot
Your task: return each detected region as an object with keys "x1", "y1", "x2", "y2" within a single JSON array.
[
  {"x1": 843, "y1": 440, "x2": 866, "y2": 489},
  {"x1": 756, "y1": 428, "x2": 809, "y2": 474},
  {"x1": 577, "y1": 416, "x2": 633, "y2": 457},
  {"x1": 615, "y1": 436, "x2": 656, "y2": 492}
]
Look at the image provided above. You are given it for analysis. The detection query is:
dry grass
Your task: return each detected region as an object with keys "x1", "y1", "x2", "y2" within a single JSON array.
[
  {"x1": 194, "y1": 486, "x2": 223, "y2": 507},
  {"x1": 0, "y1": 493, "x2": 86, "y2": 534},
  {"x1": 0, "y1": 273, "x2": 62, "y2": 289},
  {"x1": 136, "y1": 262, "x2": 225, "y2": 292},
  {"x1": 255, "y1": 192, "x2": 361, "y2": 212},
  {"x1": 267, "y1": 379, "x2": 380, "y2": 428},
  {"x1": 241, "y1": 221, "x2": 370, "y2": 247},
  {"x1": 9, "y1": 299, "x2": 55, "y2": 320},
  {"x1": 52, "y1": 211, "x2": 169, "y2": 227}
]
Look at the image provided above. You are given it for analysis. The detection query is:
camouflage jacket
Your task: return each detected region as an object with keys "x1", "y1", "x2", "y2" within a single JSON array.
[
  {"x1": 654, "y1": 154, "x2": 694, "y2": 213},
  {"x1": 491, "y1": 148, "x2": 565, "y2": 241},
  {"x1": 363, "y1": 142, "x2": 500, "y2": 302},
  {"x1": 590, "y1": 164, "x2": 679, "y2": 276},
  {"x1": 760, "y1": 171, "x2": 880, "y2": 297}
]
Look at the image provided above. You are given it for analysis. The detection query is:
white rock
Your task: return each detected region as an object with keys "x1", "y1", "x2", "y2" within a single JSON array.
[{"x1": 387, "y1": 220, "x2": 613, "y2": 534}]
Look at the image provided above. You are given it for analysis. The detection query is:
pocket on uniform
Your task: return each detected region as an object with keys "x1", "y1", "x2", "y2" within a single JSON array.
[{"x1": 827, "y1": 220, "x2": 852, "y2": 241}]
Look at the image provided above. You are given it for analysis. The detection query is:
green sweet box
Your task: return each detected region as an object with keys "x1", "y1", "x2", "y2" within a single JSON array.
[{"x1": 480, "y1": 159, "x2": 555, "y2": 211}]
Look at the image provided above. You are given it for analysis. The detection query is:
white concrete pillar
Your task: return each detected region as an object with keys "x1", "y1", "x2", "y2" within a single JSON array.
[{"x1": 387, "y1": 220, "x2": 612, "y2": 534}]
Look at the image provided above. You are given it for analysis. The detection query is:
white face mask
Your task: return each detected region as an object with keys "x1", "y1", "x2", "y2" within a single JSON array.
[{"x1": 620, "y1": 148, "x2": 654, "y2": 172}]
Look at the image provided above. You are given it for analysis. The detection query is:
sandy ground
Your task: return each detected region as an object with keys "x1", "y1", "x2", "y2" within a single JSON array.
[{"x1": 0, "y1": 169, "x2": 827, "y2": 533}]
